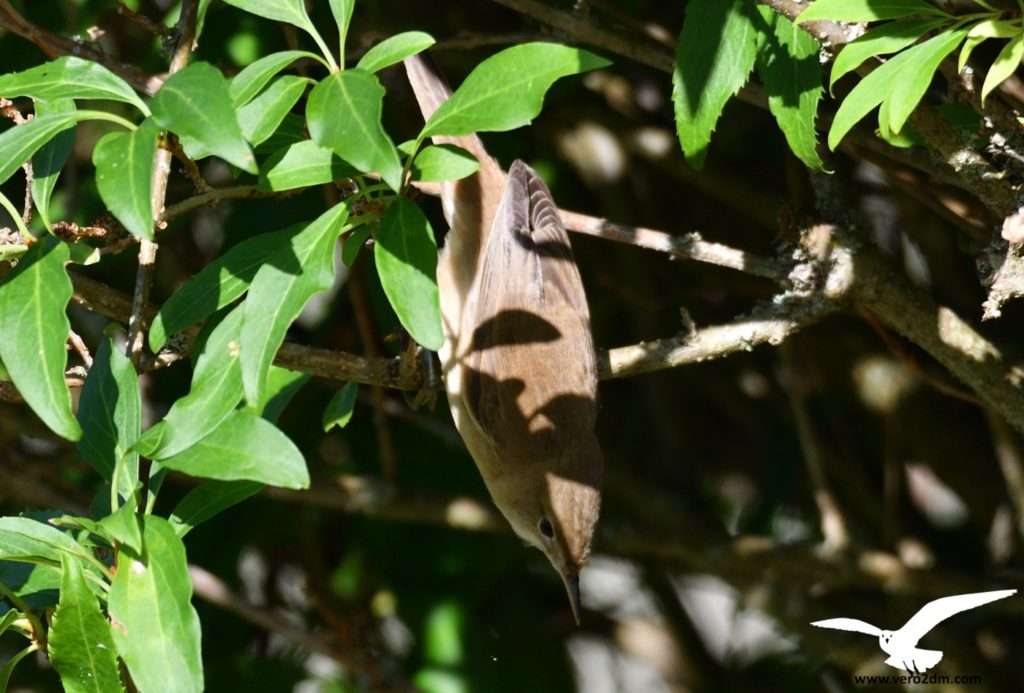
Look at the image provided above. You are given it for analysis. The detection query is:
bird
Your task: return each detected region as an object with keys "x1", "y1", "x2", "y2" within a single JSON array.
[
  {"x1": 811, "y1": 589, "x2": 1017, "y2": 673},
  {"x1": 404, "y1": 53, "x2": 603, "y2": 623}
]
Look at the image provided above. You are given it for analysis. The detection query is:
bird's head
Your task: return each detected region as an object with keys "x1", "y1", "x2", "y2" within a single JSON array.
[
  {"x1": 879, "y1": 630, "x2": 894, "y2": 646},
  {"x1": 488, "y1": 435, "x2": 603, "y2": 624}
]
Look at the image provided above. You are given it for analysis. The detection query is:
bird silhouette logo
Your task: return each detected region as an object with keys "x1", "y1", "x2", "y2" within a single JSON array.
[{"x1": 812, "y1": 589, "x2": 1017, "y2": 673}]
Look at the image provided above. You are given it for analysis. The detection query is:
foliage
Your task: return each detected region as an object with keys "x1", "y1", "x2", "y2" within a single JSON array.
[
  {"x1": 0, "y1": 2, "x2": 605, "y2": 690},
  {"x1": 673, "y1": 0, "x2": 1024, "y2": 161}
]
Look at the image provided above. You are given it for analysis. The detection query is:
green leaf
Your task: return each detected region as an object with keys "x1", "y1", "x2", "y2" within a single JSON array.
[
  {"x1": 423, "y1": 42, "x2": 609, "y2": 138},
  {"x1": 76, "y1": 338, "x2": 141, "y2": 498},
  {"x1": 399, "y1": 142, "x2": 480, "y2": 182},
  {"x1": 137, "y1": 306, "x2": 244, "y2": 460},
  {"x1": 169, "y1": 480, "x2": 263, "y2": 537},
  {"x1": 796, "y1": 0, "x2": 950, "y2": 22},
  {"x1": 108, "y1": 517, "x2": 203, "y2": 693},
  {"x1": 885, "y1": 28, "x2": 968, "y2": 134},
  {"x1": 257, "y1": 139, "x2": 359, "y2": 192},
  {"x1": 755, "y1": 8, "x2": 824, "y2": 170},
  {"x1": 0, "y1": 236, "x2": 81, "y2": 440},
  {"x1": 342, "y1": 224, "x2": 372, "y2": 266},
  {"x1": 329, "y1": 0, "x2": 355, "y2": 64},
  {"x1": 357, "y1": 32, "x2": 436, "y2": 73},
  {"x1": 48, "y1": 555, "x2": 124, "y2": 693},
  {"x1": 238, "y1": 75, "x2": 310, "y2": 146},
  {"x1": 0, "y1": 516, "x2": 88, "y2": 567},
  {"x1": 307, "y1": 70, "x2": 403, "y2": 189},
  {"x1": 673, "y1": 0, "x2": 759, "y2": 168},
  {"x1": 31, "y1": 99, "x2": 76, "y2": 232},
  {"x1": 0, "y1": 56, "x2": 149, "y2": 114},
  {"x1": 0, "y1": 609, "x2": 21, "y2": 638},
  {"x1": 262, "y1": 366, "x2": 310, "y2": 424},
  {"x1": 97, "y1": 495, "x2": 141, "y2": 554},
  {"x1": 0, "y1": 110, "x2": 121, "y2": 187},
  {"x1": 981, "y1": 32, "x2": 1024, "y2": 103},
  {"x1": 159, "y1": 410, "x2": 308, "y2": 488},
  {"x1": 828, "y1": 29, "x2": 965, "y2": 148},
  {"x1": 960, "y1": 20, "x2": 1012, "y2": 74},
  {"x1": 374, "y1": 197, "x2": 443, "y2": 350},
  {"x1": 832, "y1": 19, "x2": 949, "y2": 90},
  {"x1": 223, "y1": 0, "x2": 315, "y2": 34},
  {"x1": 323, "y1": 381, "x2": 358, "y2": 431},
  {"x1": 241, "y1": 202, "x2": 348, "y2": 410},
  {"x1": 151, "y1": 61, "x2": 256, "y2": 173},
  {"x1": 149, "y1": 224, "x2": 302, "y2": 351},
  {"x1": 229, "y1": 50, "x2": 317, "y2": 107},
  {"x1": 254, "y1": 112, "x2": 307, "y2": 154},
  {"x1": 93, "y1": 118, "x2": 159, "y2": 241}
]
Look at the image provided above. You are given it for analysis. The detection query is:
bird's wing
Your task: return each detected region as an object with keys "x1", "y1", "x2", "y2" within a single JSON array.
[
  {"x1": 462, "y1": 160, "x2": 597, "y2": 458},
  {"x1": 899, "y1": 589, "x2": 1017, "y2": 644},
  {"x1": 810, "y1": 618, "x2": 882, "y2": 636}
]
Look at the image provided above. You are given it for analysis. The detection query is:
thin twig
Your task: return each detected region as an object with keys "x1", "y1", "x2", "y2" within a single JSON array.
[
  {"x1": 131, "y1": 0, "x2": 199, "y2": 511},
  {"x1": 67, "y1": 330, "x2": 93, "y2": 368}
]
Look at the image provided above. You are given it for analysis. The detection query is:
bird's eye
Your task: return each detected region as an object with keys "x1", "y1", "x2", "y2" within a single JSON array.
[{"x1": 538, "y1": 517, "x2": 554, "y2": 539}]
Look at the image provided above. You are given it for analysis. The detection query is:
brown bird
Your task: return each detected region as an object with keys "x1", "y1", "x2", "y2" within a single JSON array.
[{"x1": 404, "y1": 54, "x2": 603, "y2": 623}]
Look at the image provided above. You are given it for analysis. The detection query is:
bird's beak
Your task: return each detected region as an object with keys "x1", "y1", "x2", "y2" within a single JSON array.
[{"x1": 562, "y1": 569, "x2": 582, "y2": 625}]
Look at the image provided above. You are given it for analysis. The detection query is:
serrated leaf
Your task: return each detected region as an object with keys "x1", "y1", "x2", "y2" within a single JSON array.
[
  {"x1": 673, "y1": 0, "x2": 759, "y2": 168},
  {"x1": 323, "y1": 381, "x2": 358, "y2": 431},
  {"x1": 238, "y1": 75, "x2": 310, "y2": 146},
  {"x1": 93, "y1": 118, "x2": 158, "y2": 241},
  {"x1": 149, "y1": 224, "x2": 302, "y2": 351},
  {"x1": 108, "y1": 517, "x2": 203, "y2": 693},
  {"x1": 0, "y1": 110, "x2": 119, "y2": 187},
  {"x1": 31, "y1": 99, "x2": 76, "y2": 231},
  {"x1": 357, "y1": 32, "x2": 436, "y2": 73},
  {"x1": 423, "y1": 42, "x2": 609, "y2": 138},
  {"x1": 0, "y1": 236, "x2": 81, "y2": 440},
  {"x1": 229, "y1": 50, "x2": 317, "y2": 106},
  {"x1": 151, "y1": 61, "x2": 256, "y2": 173},
  {"x1": 797, "y1": 0, "x2": 949, "y2": 23},
  {"x1": 241, "y1": 202, "x2": 348, "y2": 410},
  {"x1": 981, "y1": 32, "x2": 1024, "y2": 103},
  {"x1": 755, "y1": 8, "x2": 824, "y2": 170},
  {"x1": 138, "y1": 306, "x2": 244, "y2": 460},
  {"x1": 48, "y1": 554, "x2": 123, "y2": 693},
  {"x1": 169, "y1": 480, "x2": 263, "y2": 537},
  {"x1": 307, "y1": 70, "x2": 402, "y2": 189},
  {"x1": 76, "y1": 338, "x2": 141, "y2": 498},
  {"x1": 885, "y1": 28, "x2": 968, "y2": 133},
  {"x1": 399, "y1": 142, "x2": 480, "y2": 182},
  {"x1": 258, "y1": 139, "x2": 359, "y2": 192},
  {"x1": 329, "y1": 0, "x2": 355, "y2": 64},
  {"x1": 374, "y1": 197, "x2": 442, "y2": 350},
  {"x1": 832, "y1": 19, "x2": 949, "y2": 90},
  {"x1": 159, "y1": 410, "x2": 308, "y2": 488},
  {"x1": 0, "y1": 56, "x2": 149, "y2": 114}
]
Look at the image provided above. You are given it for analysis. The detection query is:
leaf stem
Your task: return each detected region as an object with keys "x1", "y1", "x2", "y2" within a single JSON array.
[
  {"x1": 307, "y1": 25, "x2": 340, "y2": 73},
  {"x1": 0, "y1": 582, "x2": 45, "y2": 649},
  {"x1": 0, "y1": 190, "x2": 30, "y2": 239}
]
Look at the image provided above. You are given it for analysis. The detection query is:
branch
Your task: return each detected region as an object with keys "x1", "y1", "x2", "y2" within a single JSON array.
[{"x1": 0, "y1": 0, "x2": 160, "y2": 94}]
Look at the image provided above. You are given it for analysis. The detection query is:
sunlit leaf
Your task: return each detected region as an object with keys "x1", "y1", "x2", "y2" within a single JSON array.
[
  {"x1": 93, "y1": 118, "x2": 159, "y2": 240},
  {"x1": 357, "y1": 32, "x2": 436, "y2": 73},
  {"x1": 0, "y1": 236, "x2": 81, "y2": 440},
  {"x1": 423, "y1": 42, "x2": 609, "y2": 138}
]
